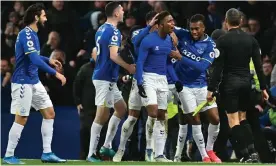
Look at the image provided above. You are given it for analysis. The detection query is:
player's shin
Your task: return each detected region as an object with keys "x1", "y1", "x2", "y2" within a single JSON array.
[
  {"x1": 146, "y1": 116, "x2": 156, "y2": 150},
  {"x1": 5, "y1": 122, "x2": 25, "y2": 157},
  {"x1": 103, "y1": 100, "x2": 127, "y2": 149},
  {"x1": 113, "y1": 114, "x2": 138, "y2": 162},
  {"x1": 192, "y1": 125, "x2": 209, "y2": 159},
  {"x1": 153, "y1": 120, "x2": 166, "y2": 158},
  {"x1": 88, "y1": 122, "x2": 103, "y2": 158},
  {"x1": 87, "y1": 106, "x2": 108, "y2": 158},
  {"x1": 40, "y1": 107, "x2": 55, "y2": 153},
  {"x1": 153, "y1": 110, "x2": 166, "y2": 158},
  {"x1": 41, "y1": 119, "x2": 54, "y2": 153},
  {"x1": 206, "y1": 123, "x2": 220, "y2": 151},
  {"x1": 118, "y1": 115, "x2": 138, "y2": 151},
  {"x1": 103, "y1": 115, "x2": 121, "y2": 149},
  {"x1": 175, "y1": 124, "x2": 188, "y2": 158}
]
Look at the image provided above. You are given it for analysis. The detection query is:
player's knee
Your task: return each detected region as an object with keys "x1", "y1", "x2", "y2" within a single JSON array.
[
  {"x1": 190, "y1": 114, "x2": 201, "y2": 125},
  {"x1": 211, "y1": 117, "x2": 220, "y2": 125},
  {"x1": 94, "y1": 106, "x2": 110, "y2": 125},
  {"x1": 129, "y1": 109, "x2": 140, "y2": 118},
  {"x1": 44, "y1": 111, "x2": 55, "y2": 119},
  {"x1": 210, "y1": 114, "x2": 220, "y2": 125},
  {"x1": 15, "y1": 115, "x2": 28, "y2": 126},
  {"x1": 146, "y1": 105, "x2": 158, "y2": 118},
  {"x1": 40, "y1": 107, "x2": 55, "y2": 119},
  {"x1": 178, "y1": 112, "x2": 188, "y2": 125},
  {"x1": 114, "y1": 100, "x2": 127, "y2": 117},
  {"x1": 157, "y1": 110, "x2": 166, "y2": 120}
]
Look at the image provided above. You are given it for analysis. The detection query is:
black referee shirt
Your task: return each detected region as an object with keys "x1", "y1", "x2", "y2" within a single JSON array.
[{"x1": 208, "y1": 28, "x2": 266, "y2": 92}]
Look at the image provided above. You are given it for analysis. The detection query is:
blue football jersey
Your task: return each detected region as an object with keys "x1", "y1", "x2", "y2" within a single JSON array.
[
  {"x1": 131, "y1": 25, "x2": 151, "y2": 62},
  {"x1": 12, "y1": 26, "x2": 41, "y2": 84},
  {"x1": 92, "y1": 23, "x2": 122, "y2": 82},
  {"x1": 131, "y1": 28, "x2": 143, "y2": 61},
  {"x1": 174, "y1": 27, "x2": 216, "y2": 88},
  {"x1": 136, "y1": 31, "x2": 174, "y2": 85}
]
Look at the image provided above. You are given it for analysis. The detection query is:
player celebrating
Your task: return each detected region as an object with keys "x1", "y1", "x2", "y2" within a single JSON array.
[
  {"x1": 87, "y1": 2, "x2": 136, "y2": 162},
  {"x1": 112, "y1": 11, "x2": 159, "y2": 162},
  {"x1": 136, "y1": 11, "x2": 175, "y2": 162},
  {"x1": 171, "y1": 14, "x2": 221, "y2": 163},
  {"x1": 3, "y1": 3, "x2": 67, "y2": 165}
]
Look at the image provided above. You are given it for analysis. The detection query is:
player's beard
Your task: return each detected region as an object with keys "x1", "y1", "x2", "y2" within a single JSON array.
[{"x1": 36, "y1": 21, "x2": 44, "y2": 30}]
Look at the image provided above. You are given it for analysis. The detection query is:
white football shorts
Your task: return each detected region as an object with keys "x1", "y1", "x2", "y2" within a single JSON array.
[
  {"x1": 10, "y1": 82, "x2": 53, "y2": 116},
  {"x1": 179, "y1": 86, "x2": 217, "y2": 114},
  {"x1": 93, "y1": 80, "x2": 123, "y2": 108},
  {"x1": 142, "y1": 72, "x2": 168, "y2": 110}
]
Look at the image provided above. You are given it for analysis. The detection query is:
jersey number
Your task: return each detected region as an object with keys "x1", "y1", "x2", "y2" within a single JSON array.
[{"x1": 96, "y1": 36, "x2": 101, "y2": 56}]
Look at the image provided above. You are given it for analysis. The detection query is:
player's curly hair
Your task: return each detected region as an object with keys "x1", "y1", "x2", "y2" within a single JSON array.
[
  {"x1": 23, "y1": 3, "x2": 45, "y2": 25},
  {"x1": 156, "y1": 11, "x2": 171, "y2": 25}
]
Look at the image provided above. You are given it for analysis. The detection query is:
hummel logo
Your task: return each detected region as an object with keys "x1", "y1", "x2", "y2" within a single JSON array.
[{"x1": 155, "y1": 46, "x2": 159, "y2": 50}]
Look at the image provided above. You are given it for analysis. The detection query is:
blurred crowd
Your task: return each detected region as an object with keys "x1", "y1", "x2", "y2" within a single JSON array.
[{"x1": 1, "y1": 0, "x2": 276, "y2": 162}]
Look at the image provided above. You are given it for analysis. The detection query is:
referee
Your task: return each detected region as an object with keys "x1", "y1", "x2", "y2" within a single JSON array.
[{"x1": 207, "y1": 8, "x2": 269, "y2": 163}]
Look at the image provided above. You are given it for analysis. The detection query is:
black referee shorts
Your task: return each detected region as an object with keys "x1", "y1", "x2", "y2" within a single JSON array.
[{"x1": 220, "y1": 77, "x2": 251, "y2": 114}]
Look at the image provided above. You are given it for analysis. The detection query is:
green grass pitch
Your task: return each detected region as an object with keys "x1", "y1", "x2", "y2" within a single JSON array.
[{"x1": 2, "y1": 159, "x2": 276, "y2": 165}]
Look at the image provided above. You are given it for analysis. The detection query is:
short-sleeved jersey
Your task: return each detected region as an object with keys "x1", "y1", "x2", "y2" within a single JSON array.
[
  {"x1": 12, "y1": 26, "x2": 41, "y2": 84},
  {"x1": 92, "y1": 23, "x2": 122, "y2": 82},
  {"x1": 174, "y1": 27, "x2": 216, "y2": 88},
  {"x1": 136, "y1": 31, "x2": 174, "y2": 85}
]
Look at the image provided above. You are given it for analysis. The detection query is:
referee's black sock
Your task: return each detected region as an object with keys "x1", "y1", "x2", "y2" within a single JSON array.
[
  {"x1": 231, "y1": 125, "x2": 250, "y2": 159},
  {"x1": 240, "y1": 120, "x2": 256, "y2": 155}
]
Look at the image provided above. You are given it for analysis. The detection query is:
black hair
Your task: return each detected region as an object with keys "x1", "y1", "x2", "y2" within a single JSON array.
[
  {"x1": 23, "y1": 3, "x2": 45, "y2": 25},
  {"x1": 105, "y1": 1, "x2": 120, "y2": 18},
  {"x1": 211, "y1": 29, "x2": 226, "y2": 42},
  {"x1": 145, "y1": 11, "x2": 157, "y2": 22},
  {"x1": 156, "y1": 11, "x2": 170, "y2": 25},
  {"x1": 190, "y1": 14, "x2": 205, "y2": 24},
  {"x1": 225, "y1": 8, "x2": 241, "y2": 26}
]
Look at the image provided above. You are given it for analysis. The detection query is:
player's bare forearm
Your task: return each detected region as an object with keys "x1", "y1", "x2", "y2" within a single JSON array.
[
  {"x1": 110, "y1": 46, "x2": 129, "y2": 70},
  {"x1": 111, "y1": 54, "x2": 130, "y2": 70}
]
